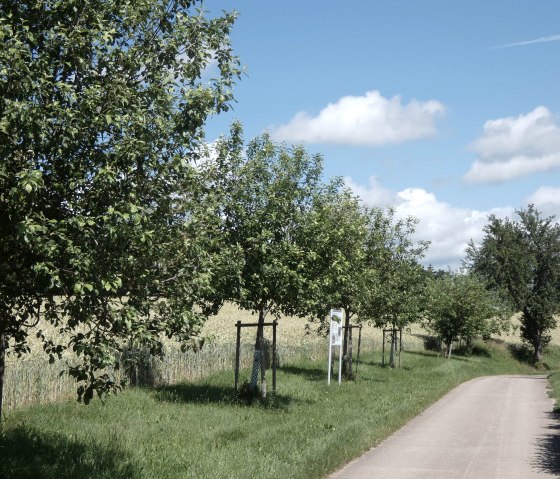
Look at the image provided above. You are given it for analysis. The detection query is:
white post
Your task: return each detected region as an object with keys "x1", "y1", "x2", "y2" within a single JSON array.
[
  {"x1": 327, "y1": 319, "x2": 333, "y2": 385},
  {"x1": 327, "y1": 309, "x2": 343, "y2": 386},
  {"x1": 338, "y1": 326, "x2": 343, "y2": 385}
]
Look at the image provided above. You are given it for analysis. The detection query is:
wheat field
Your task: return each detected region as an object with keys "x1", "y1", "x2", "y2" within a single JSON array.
[{"x1": 3, "y1": 303, "x2": 556, "y2": 411}]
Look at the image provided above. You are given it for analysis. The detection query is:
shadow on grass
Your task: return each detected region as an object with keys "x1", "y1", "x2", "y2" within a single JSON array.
[
  {"x1": 508, "y1": 343, "x2": 543, "y2": 368},
  {"x1": 533, "y1": 413, "x2": 560, "y2": 475},
  {"x1": 281, "y1": 362, "x2": 377, "y2": 382},
  {"x1": 356, "y1": 359, "x2": 410, "y2": 372},
  {"x1": 453, "y1": 344, "x2": 492, "y2": 358},
  {"x1": 0, "y1": 426, "x2": 139, "y2": 479},
  {"x1": 405, "y1": 350, "x2": 470, "y2": 362},
  {"x1": 354, "y1": 359, "x2": 381, "y2": 367},
  {"x1": 281, "y1": 365, "x2": 325, "y2": 381},
  {"x1": 471, "y1": 344, "x2": 492, "y2": 357},
  {"x1": 402, "y1": 350, "x2": 437, "y2": 358},
  {"x1": 155, "y1": 382, "x2": 296, "y2": 410}
]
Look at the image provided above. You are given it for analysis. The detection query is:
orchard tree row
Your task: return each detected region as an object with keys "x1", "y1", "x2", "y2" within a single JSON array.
[{"x1": 2, "y1": 1, "x2": 559, "y2": 416}]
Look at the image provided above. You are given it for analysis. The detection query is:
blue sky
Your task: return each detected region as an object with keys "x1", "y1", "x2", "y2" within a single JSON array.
[{"x1": 205, "y1": 0, "x2": 560, "y2": 268}]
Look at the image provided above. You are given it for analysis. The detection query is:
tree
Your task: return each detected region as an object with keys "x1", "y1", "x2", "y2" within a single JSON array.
[
  {"x1": 424, "y1": 272, "x2": 508, "y2": 358},
  {"x1": 0, "y1": 0, "x2": 240, "y2": 417},
  {"x1": 295, "y1": 186, "x2": 368, "y2": 377},
  {"x1": 216, "y1": 132, "x2": 324, "y2": 397},
  {"x1": 358, "y1": 209, "x2": 429, "y2": 367},
  {"x1": 467, "y1": 205, "x2": 560, "y2": 362}
]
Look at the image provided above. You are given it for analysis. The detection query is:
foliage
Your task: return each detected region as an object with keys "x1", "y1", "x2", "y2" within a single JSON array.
[
  {"x1": 0, "y1": 0, "x2": 240, "y2": 411},
  {"x1": 358, "y1": 210, "x2": 429, "y2": 324},
  {"x1": 295, "y1": 200, "x2": 427, "y2": 374},
  {"x1": 467, "y1": 205, "x2": 560, "y2": 361},
  {"x1": 424, "y1": 272, "x2": 509, "y2": 357},
  {"x1": 295, "y1": 184, "x2": 367, "y2": 324},
  {"x1": 293, "y1": 186, "x2": 369, "y2": 375},
  {"x1": 220, "y1": 132, "x2": 324, "y2": 319}
]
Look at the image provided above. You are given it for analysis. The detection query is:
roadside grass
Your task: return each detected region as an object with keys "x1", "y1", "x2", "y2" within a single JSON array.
[
  {"x1": 540, "y1": 346, "x2": 560, "y2": 413},
  {"x1": 0, "y1": 340, "x2": 545, "y2": 479}
]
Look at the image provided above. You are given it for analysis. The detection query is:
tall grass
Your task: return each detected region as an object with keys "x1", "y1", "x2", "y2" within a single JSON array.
[
  {"x1": 3, "y1": 341, "x2": 330, "y2": 411},
  {"x1": 3, "y1": 301, "x2": 429, "y2": 410},
  {"x1": 3, "y1": 326, "x2": 425, "y2": 411},
  {"x1": 3, "y1": 358, "x2": 78, "y2": 410}
]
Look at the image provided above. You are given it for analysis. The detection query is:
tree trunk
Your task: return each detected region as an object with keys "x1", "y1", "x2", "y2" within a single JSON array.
[
  {"x1": 250, "y1": 308, "x2": 266, "y2": 398},
  {"x1": 348, "y1": 326, "x2": 353, "y2": 380},
  {"x1": 534, "y1": 337, "x2": 543, "y2": 363},
  {"x1": 446, "y1": 340, "x2": 453, "y2": 359},
  {"x1": 389, "y1": 328, "x2": 396, "y2": 368},
  {"x1": 0, "y1": 330, "x2": 6, "y2": 423}
]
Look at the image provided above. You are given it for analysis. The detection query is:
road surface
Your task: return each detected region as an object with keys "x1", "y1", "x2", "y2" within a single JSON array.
[{"x1": 328, "y1": 375, "x2": 560, "y2": 478}]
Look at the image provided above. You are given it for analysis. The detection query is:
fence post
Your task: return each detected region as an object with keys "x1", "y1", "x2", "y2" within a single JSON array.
[
  {"x1": 399, "y1": 329, "x2": 403, "y2": 368},
  {"x1": 272, "y1": 320, "x2": 277, "y2": 394},
  {"x1": 382, "y1": 329, "x2": 386, "y2": 366},
  {"x1": 259, "y1": 333, "x2": 266, "y2": 400},
  {"x1": 348, "y1": 326, "x2": 353, "y2": 379},
  {"x1": 234, "y1": 321, "x2": 241, "y2": 394},
  {"x1": 356, "y1": 325, "x2": 362, "y2": 378}
]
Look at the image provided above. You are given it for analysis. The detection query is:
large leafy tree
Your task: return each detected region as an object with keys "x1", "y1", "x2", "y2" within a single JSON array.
[
  {"x1": 0, "y1": 0, "x2": 240, "y2": 416},
  {"x1": 424, "y1": 272, "x2": 508, "y2": 358},
  {"x1": 467, "y1": 205, "x2": 560, "y2": 362}
]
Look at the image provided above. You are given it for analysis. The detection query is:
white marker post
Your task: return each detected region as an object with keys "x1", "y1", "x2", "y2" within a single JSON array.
[{"x1": 327, "y1": 308, "x2": 343, "y2": 385}]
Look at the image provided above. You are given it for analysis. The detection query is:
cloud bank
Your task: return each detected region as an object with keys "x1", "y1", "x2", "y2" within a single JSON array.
[
  {"x1": 464, "y1": 106, "x2": 560, "y2": 183},
  {"x1": 346, "y1": 176, "x2": 513, "y2": 270},
  {"x1": 272, "y1": 90, "x2": 445, "y2": 146}
]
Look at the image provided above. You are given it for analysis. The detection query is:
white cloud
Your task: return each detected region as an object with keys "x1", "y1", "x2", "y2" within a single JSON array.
[
  {"x1": 344, "y1": 176, "x2": 398, "y2": 206},
  {"x1": 346, "y1": 176, "x2": 513, "y2": 269},
  {"x1": 491, "y1": 34, "x2": 560, "y2": 50},
  {"x1": 271, "y1": 90, "x2": 445, "y2": 146},
  {"x1": 464, "y1": 107, "x2": 560, "y2": 183},
  {"x1": 525, "y1": 186, "x2": 560, "y2": 218}
]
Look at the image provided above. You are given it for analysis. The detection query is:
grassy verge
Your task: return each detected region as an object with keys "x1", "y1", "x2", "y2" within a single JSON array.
[
  {"x1": 543, "y1": 346, "x2": 560, "y2": 413},
  {"x1": 0, "y1": 341, "x2": 546, "y2": 479}
]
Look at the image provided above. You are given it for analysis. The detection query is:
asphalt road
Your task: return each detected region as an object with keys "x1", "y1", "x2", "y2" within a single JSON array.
[{"x1": 328, "y1": 375, "x2": 560, "y2": 478}]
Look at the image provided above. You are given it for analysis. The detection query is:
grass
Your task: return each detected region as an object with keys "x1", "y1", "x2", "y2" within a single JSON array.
[
  {"x1": 538, "y1": 346, "x2": 560, "y2": 414},
  {"x1": 0, "y1": 340, "x2": 548, "y2": 479}
]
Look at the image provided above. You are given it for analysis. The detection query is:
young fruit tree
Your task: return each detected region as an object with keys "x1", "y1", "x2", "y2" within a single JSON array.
[
  {"x1": 424, "y1": 272, "x2": 509, "y2": 358},
  {"x1": 358, "y1": 209, "x2": 430, "y2": 367},
  {"x1": 217, "y1": 132, "x2": 324, "y2": 398},
  {"x1": 466, "y1": 205, "x2": 560, "y2": 362},
  {"x1": 0, "y1": 0, "x2": 240, "y2": 417},
  {"x1": 295, "y1": 186, "x2": 368, "y2": 378}
]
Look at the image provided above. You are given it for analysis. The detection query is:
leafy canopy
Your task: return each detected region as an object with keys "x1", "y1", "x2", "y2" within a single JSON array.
[
  {"x1": 358, "y1": 209, "x2": 430, "y2": 331},
  {"x1": 0, "y1": 0, "x2": 240, "y2": 403},
  {"x1": 216, "y1": 131, "x2": 324, "y2": 320}
]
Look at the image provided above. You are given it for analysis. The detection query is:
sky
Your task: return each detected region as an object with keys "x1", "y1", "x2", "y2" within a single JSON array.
[{"x1": 204, "y1": 0, "x2": 560, "y2": 269}]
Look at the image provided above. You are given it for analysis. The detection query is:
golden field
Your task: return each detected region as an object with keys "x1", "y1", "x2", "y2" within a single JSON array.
[{"x1": 3, "y1": 302, "x2": 558, "y2": 411}]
